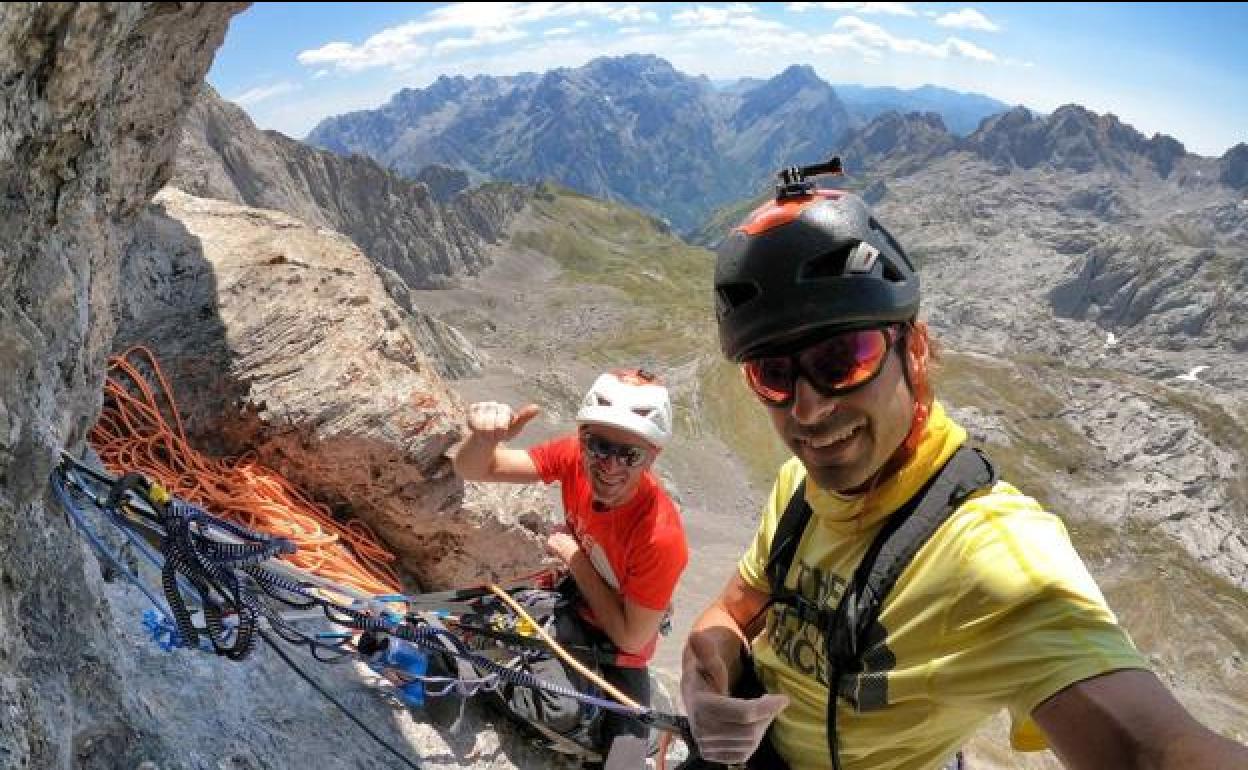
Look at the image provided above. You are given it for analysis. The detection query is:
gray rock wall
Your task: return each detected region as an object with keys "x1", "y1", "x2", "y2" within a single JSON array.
[{"x1": 0, "y1": 4, "x2": 245, "y2": 765}]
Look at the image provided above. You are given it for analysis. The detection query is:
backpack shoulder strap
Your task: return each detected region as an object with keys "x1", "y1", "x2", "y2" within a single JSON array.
[
  {"x1": 823, "y1": 444, "x2": 996, "y2": 770},
  {"x1": 836, "y1": 445, "x2": 997, "y2": 660},
  {"x1": 764, "y1": 478, "x2": 811, "y2": 597}
]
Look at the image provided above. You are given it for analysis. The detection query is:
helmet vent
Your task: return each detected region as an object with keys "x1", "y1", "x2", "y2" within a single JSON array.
[
  {"x1": 717, "y1": 282, "x2": 760, "y2": 310},
  {"x1": 799, "y1": 244, "x2": 853, "y2": 281}
]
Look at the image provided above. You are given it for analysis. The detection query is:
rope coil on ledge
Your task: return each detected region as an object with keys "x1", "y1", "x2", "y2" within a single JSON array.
[{"x1": 88, "y1": 345, "x2": 402, "y2": 596}]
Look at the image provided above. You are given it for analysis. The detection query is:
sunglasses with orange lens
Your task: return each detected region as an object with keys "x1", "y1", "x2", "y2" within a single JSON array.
[{"x1": 742, "y1": 326, "x2": 900, "y2": 407}]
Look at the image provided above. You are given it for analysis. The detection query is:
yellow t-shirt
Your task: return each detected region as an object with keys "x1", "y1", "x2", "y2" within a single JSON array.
[{"x1": 738, "y1": 402, "x2": 1149, "y2": 770}]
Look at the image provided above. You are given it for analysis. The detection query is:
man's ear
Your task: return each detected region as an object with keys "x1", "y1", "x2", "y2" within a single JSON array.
[
  {"x1": 900, "y1": 321, "x2": 934, "y2": 455},
  {"x1": 905, "y1": 321, "x2": 930, "y2": 380}
]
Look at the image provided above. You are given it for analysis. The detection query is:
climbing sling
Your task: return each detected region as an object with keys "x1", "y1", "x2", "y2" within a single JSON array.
[{"x1": 685, "y1": 444, "x2": 996, "y2": 770}]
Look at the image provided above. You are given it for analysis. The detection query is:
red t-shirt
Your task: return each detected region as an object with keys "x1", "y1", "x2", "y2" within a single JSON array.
[{"x1": 528, "y1": 434, "x2": 689, "y2": 666}]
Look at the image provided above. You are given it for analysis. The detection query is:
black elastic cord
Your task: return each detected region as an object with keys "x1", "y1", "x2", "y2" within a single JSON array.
[{"x1": 259, "y1": 630, "x2": 422, "y2": 770}]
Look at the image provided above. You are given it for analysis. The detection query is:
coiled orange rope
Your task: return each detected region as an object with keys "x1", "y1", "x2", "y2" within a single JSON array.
[{"x1": 88, "y1": 346, "x2": 401, "y2": 596}]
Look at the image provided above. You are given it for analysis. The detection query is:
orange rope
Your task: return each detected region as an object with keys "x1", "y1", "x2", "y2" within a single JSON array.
[{"x1": 88, "y1": 346, "x2": 401, "y2": 596}]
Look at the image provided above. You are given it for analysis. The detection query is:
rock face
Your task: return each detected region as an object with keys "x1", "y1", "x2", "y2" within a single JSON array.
[
  {"x1": 1220, "y1": 143, "x2": 1248, "y2": 189},
  {"x1": 173, "y1": 85, "x2": 530, "y2": 289},
  {"x1": 838, "y1": 111, "x2": 956, "y2": 175},
  {"x1": 1048, "y1": 236, "x2": 1247, "y2": 350},
  {"x1": 0, "y1": 3, "x2": 245, "y2": 765},
  {"x1": 0, "y1": 9, "x2": 566, "y2": 769},
  {"x1": 719, "y1": 64, "x2": 853, "y2": 187},
  {"x1": 966, "y1": 104, "x2": 1189, "y2": 177},
  {"x1": 415, "y1": 163, "x2": 472, "y2": 202},
  {"x1": 119, "y1": 188, "x2": 553, "y2": 588}
]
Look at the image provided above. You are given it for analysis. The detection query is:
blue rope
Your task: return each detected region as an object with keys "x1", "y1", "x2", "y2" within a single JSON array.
[{"x1": 50, "y1": 457, "x2": 686, "y2": 733}]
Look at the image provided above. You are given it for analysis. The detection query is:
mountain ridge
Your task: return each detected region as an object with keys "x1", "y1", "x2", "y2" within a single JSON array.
[{"x1": 304, "y1": 55, "x2": 1238, "y2": 234}]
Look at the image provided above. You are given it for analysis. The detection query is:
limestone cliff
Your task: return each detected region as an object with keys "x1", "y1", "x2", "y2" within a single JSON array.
[
  {"x1": 172, "y1": 85, "x2": 530, "y2": 290},
  {"x1": 119, "y1": 188, "x2": 553, "y2": 589}
]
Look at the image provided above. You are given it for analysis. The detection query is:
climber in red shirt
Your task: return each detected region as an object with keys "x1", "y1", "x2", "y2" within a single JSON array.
[{"x1": 453, "y1": 368, "x2": 690, "y2": 767}]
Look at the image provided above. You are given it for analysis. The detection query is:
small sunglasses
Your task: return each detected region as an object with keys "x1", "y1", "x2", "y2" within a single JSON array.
[
  {"x1": 582, "y1": 433, "x2": 650, "y2": 468},
  {"x1": 742, "y1": 325, "x2": 901, "y2": 407}
]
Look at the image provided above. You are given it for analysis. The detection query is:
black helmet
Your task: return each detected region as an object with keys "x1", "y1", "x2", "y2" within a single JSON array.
[{"x1": 714, "y1": 162, "x2": 919, "y2": 362}]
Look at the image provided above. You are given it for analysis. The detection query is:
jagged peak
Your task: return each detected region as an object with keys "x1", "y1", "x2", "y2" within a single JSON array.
[
  {"x1": 744, "y1": 64, "x2": 833, "y2": 98},
  {"x1": 1221, "y1": 141, "x2": 1248, "y2": 162},
  {"x1": 1049, "y1": 103, "x2": 1099, "y2": 122},
  {"x1": 975, "y1": 104, "x2": 1037, "y2": 132},
  {"x1": 964, "y1": 102, "x2": 1194, "y2": 175},
  {"x1": 773, "y1": 64, "x2": 825, "y2": 88},
  {"x1": 839, "y1": 109, "x2": 955, "y2": 170},
  {"x1": 584, "y1": 53, "x2": 677, "y2": 75},
  {"x1": 875, "y1": 109, "x2": 949, "y2": 133},
  {"x1": 1219, "y1": 142, "x2": 1248, "y2": 189}
]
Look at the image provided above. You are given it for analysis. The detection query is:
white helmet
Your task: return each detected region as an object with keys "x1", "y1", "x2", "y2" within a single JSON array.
[{"x1": 576, "y1": 370, "x2": 673, "y2": 449}]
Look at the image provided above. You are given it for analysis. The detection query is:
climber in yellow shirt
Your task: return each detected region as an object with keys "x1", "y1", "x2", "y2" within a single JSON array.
[{"x1": 680, "y1": 161, "x2": 1248, "y2": 770}]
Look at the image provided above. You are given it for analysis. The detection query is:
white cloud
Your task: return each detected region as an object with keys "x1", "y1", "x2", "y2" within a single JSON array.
[
  {"x1": 813, "y1": 30, "x2": 883, "y2": 61},
  {"x1": 672, "y1": 4, "x2": 787, "y2": 31},
  {"x1": 231, "y1": 81, "x2": 301, "y2": 106},
  {"x1": 796, "y1": 2, "x2": 917, "y2": 16},
  {"x1": 857, "y1": 2, "x2": 917, "y2": 15},
  {"x1": 545, "y1": 26, "x2": 573, "y2": 37},
  {"x1": 298, "y1": 38, "x2": 428, "y2": 72},
  {"x1": 601, "y1": 5, "x2": 660, "y2": 24},
  {"x1": 935, "y1": 8, "x2": 1000, "y2": 32},
  {"x1": 833, "y1": 16, "x2": 998, "y2": 61},
  {"x1": 297, "y1": 3, "x2": 665, "y2": 73},
  {"x1": 947, "y1": 37, "x2": 997, "y2": 61},
  {"x1": 433, "y1": 26, "x2": 527, "y2": 55}
]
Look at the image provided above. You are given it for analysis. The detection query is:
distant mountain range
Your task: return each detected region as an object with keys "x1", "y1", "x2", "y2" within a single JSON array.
[
  {"x1": 304, "y1": 55, "x2": 1009, "y2": 232},
  {"x1": 833, "y1": 83, "x2": 1010, "y2": 136},
  {"x1": 302, "y1": 54, "x2": 1245, "y2": 239}
]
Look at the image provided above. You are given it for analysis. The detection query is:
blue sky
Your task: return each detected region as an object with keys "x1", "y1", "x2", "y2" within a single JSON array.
[{"x1": 208, "y1": 2, "x2": 1247, "y2": 156}]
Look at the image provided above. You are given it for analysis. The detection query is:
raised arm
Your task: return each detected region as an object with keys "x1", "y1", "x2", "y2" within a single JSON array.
[
  {"x1": 451, "y1": 401, "x2": 543, "y2": 483},
  {"x1": 1035, "y1": 668, "x2": 1248, "y2": 769}
]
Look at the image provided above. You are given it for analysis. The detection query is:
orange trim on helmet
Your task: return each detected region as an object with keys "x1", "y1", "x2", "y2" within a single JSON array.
[{"x1": 738, "y1": 188, "x2": 847, "y2": 236}]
